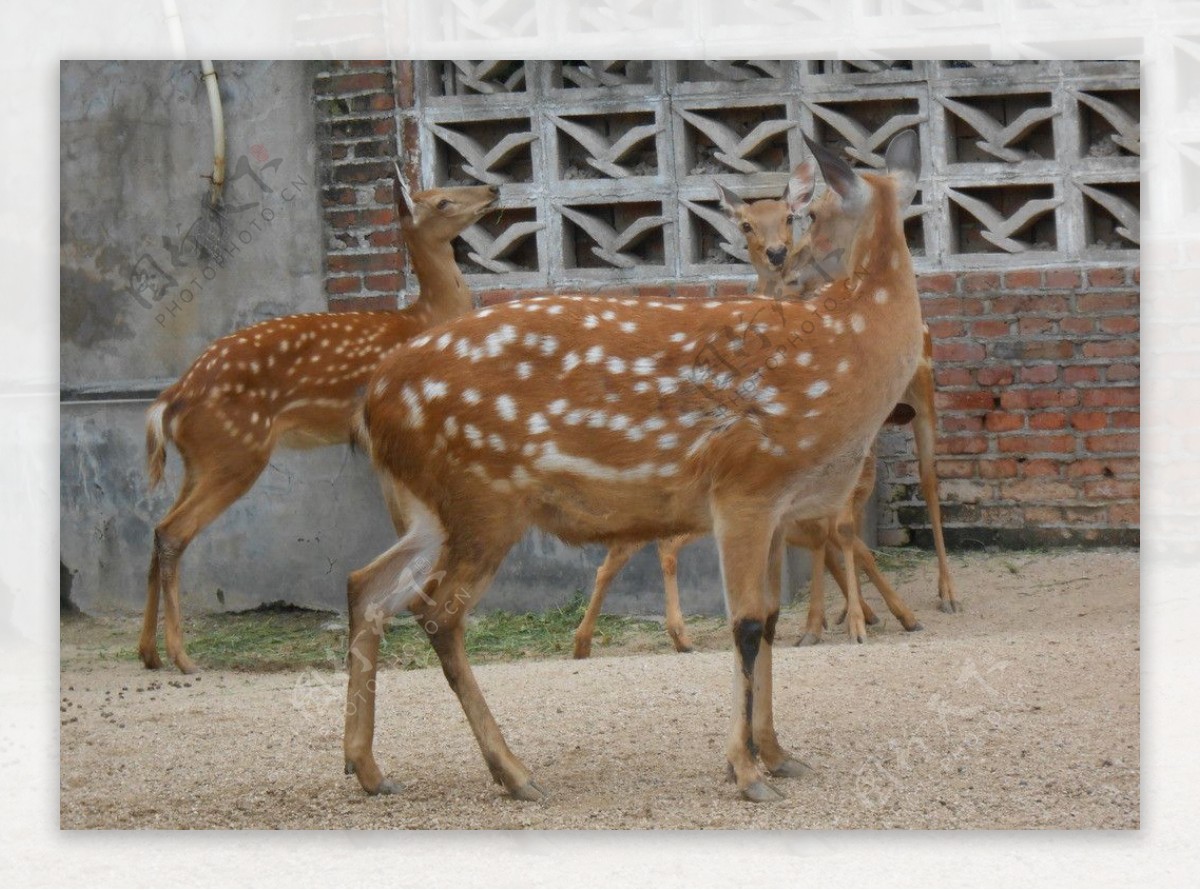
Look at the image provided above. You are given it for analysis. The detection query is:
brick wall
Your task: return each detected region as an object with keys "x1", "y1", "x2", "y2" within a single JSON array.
[
  {"x1": 876, "y1": 266, "x2": 1140, "y2": 548},
  {"x1": 313, "y1": 60, "x2": 405, "y2": 313}
]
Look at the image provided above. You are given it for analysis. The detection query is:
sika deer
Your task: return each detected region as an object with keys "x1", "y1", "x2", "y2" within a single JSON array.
[
  {"x1": 345, "y1": 132, "x2": 925, "y2": 802},
  {"x1": 139, "y1": 171, "x2": 498, "y2": 673}
]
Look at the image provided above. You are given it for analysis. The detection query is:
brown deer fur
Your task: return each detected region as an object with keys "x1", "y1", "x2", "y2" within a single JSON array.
[
  {"x1": 139, "y1": 179, "x2": 499, "y2": 674},
  {"x1": 345, "y1": 133, "x2": 925, "y2": 802}
]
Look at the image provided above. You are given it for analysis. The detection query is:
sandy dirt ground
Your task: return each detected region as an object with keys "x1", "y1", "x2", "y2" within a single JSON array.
[{"x1": 59, "y1": 549, "x2": 1138, "y2": 830}]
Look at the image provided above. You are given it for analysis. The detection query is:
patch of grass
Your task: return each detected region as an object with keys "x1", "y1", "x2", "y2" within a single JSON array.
[{"x1": 156, "y1": 593, "x2": 658, "y2": 673}]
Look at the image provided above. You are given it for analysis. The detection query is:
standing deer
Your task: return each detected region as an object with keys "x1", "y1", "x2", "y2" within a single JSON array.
[
  {"x1": 345, "y1": 132, "x2": 925, "y2": 802},
  {"x1": 572, "y1": 157, "x2": 958, "y2": 658},
  {"x1": 139, "y1": 171, "x2": 499, "y2": 674}
]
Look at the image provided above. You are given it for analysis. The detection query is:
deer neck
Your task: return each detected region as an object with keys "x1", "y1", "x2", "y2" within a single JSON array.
[{"x1": 403, "y1": 226, "x2": 473, "y2": 324}]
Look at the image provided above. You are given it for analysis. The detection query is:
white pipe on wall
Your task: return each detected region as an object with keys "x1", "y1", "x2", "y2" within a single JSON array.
[{"x1": 201, "y1": 60, "x2": 225, "y2": 208}]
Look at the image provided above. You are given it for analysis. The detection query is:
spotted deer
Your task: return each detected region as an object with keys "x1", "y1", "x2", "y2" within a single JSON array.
[
  {"x1": 139, "y1": 171, "x2": 499, "y2": 674},
  {"x1": 572, "y1": 158, "x2": 956, "y2": 658},
  {"x1": 345, "y1": 132, "x2": 925, "y2": 803}
]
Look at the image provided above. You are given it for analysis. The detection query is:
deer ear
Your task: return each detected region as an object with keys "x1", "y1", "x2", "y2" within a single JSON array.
[
  {"x1": 784, "y1": 161, "x2": 817, "y2": 214},
  {"x1": 802, "y1": 135, "x2": 867, "y2": 210},
  {"x1": 884, "y1": 130, "x2": 921, "y2": 209},
  {"x1": 715, "y1": 182, "x2": 746, "y2": 217},
  {"x1": 394, "y1": 161, "x2": 416, "y2": 218}
]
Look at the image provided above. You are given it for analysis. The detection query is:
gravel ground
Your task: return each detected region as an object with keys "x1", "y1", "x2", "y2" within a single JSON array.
[{"x1": 59, "y1": 549, "x2": 1138, "y2": 830}]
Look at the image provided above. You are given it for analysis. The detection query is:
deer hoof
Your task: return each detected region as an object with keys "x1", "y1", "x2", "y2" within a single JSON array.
[
  {"x1": 938, "y1": 599, "x2": 961, "y2": 614},
  {"x1": 768, "y1": 758, "x2": 812, "y2": 779},
  {"x1": 906, "y1": 621, "x2": 925, "y2": 633},
  {"x1": 511, "y1": 780, "x2": 548, "y2": 802},
  {"x1": 139, "y1": 649, "x2": 162, "y2": 670},
  {"x1": 375, "y1": 778, "x2": 403, "y2": 795},
  {"x1": 742, "y1": 781, "x2": 785, "y2": 803},
  {"x1": 796, "y1": 633, "x2": 822, "y2": 647},
  {"x1": 344, "y1": 761, "x2": 356, "y2": 776},
  {"x1": 572, "y1": 638, "x2": 592, "y2": 659}
]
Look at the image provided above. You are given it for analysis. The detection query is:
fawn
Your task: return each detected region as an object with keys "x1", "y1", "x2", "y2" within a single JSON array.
[
  {"x1": 139, "y1": 171, "x2": 498, "y2": 673},
  {"x1": 344, "y1": 132, "x2": 925, "y2": 802}
]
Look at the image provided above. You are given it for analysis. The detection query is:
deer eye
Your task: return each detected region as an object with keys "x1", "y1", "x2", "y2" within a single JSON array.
[
  {"x1": 437, "y1": 199, "x2": 452, "y2": 210},
  {"x1": 740, "y1": 222, "x2": 753, "y2": 233}
]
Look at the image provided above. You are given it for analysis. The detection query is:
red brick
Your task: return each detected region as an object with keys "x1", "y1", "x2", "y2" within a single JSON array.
[
  {"x1": 1087, "y1": 267, "x2": 1128, "y2": 288},
  {"x1": 1076, "y1": 292, "x2": 1139, "y2": 313},
  {"x1": 1002, "y1": 389, "x2": 1080, "y2": 410},
  {"x1": 1106, "y1": 364, "x2": 1139, "y2": 382},
  {"x1": 1083, "y1": 340, "x2": 1138, "y2": 359},
  {"x1": 938, "y1": 435, "x2": 989, "y2": 454},
  {"x1": 1084, "y1": 479, "x2": 1139, "y2": 499},
  {"x1": 972, "y1": 319, "x2": 1012, "y2": 337},
  {"x1": 1030, "y1": 412, "x2": 1067, "y2": 430},
  {"x1": 1108, "y1": 503, "x2": 1140, "y2": 525},
  {"x1": 1022, "y1": 340, "x2": 1074, "y2": 361},
  {"x1": 1060, "y1": 316, "x2": 1095, "y2": 335},
  {"x1": 1003, "y1": 270, "x2": 1042, "y2": 289},
  {"x1": 999, "y1": 434, "x2": 1075, "y2": 453},
  {"x1": 980, "y1": 506, "x2": 1024, "y2": 526},
  {"x1": 1111, "y1": 411, "x2": 1140, "y2": 428},
  {"x1": 368, "y1": 91, "x2": 396, "y2": 112},
  {"x1": 327, "y1": 252, "x2": 400, "y2": 274},
  {"x1": 927, "y1": 320, "x2": 965, "y2": 338},
  {"x1": 976, "y1": 366, "x2": 1015, "y2": 387},
  {"x1": 985, "y1": 412, "x2": 1024, "y2": 432},
  {"x1": 479, "y1": 288, "x2": 517, "y2": 306},
  {"x1": 1085, "y1": 433, "x2": 1139, "y2": 453},
  {"x1": 938, "y1": 391, "x2": 996, "y2": 411},
  {"x1": 963, "y1": 271, "x2": 1001, "y2": 292},
  {"x1": 977, "y1": 458, "x2": 1019, "y2": 479},
  {"x1": 327, "y1": 275, "x2": 362, "y2": 295},
  {"x1": 327, "y1": 208, "x2": 397, "y2": 229},
  {"x1": 1018, "y1": 316, "x2": 1057, "y2": 336},
  {"x1": 320, "y1": 185, "x2": 358, "y2": 207},
  {"x1": 989, "y1": 294, "x2": 1072, "y2": 315},
  {"x1": 328, "y1": 294, "x2": 397, "y2": 312},
  {"x1": 942, "y1": 415, "x2": 984, "y2": 433},
  {"x1": 367, "y1": 228, "x2": 401, "y2": 248},
  {"x1": 1064, "y1": 505, "x2": 1107, "y2": 524},
  {"x1": 717, "y1": 280, "x2": 751, "y2": 297},
  {"x1": 1045, "y1": 269, "x2": 1081, "y2": 288},
  {"x1": 667, "y1": 284, "x2": 706, "y2": 299},
  {"x1": 1065, "y1": 459, "x2": 1106, "y2": 478},
  {"x1": 364, "y1": 272, "x2": 404, "y2": 292},
  {"x1": 1070, "y1": 411, "x2": 1108, "y2": 431},
  {"x1": 1020, "y1": 365, "x2": 1059, "y2": 384},
  {"x1": 1002, "y1": 478, "x2": 1077, "y2": 501},
  {"x1": 933, "y1": 341, "x2": 987, "y2": 363},
  {"x1": 935, "y1": 459, "x2": 978, "y2": 479},
  {"x1": 1024, "y1": 506, "x2": 1065, "y2": 524},
  {"x1": 321, "y1": 71, "x2": 392, "y2": 94},
  {"x1": 1064, "y1": 366, "x2": 1101, "y2": 385},
  {"x1": 375, "y1": 183, "x2": 397, "y2": 205},
  {"x1": 1100, "y1": 316, "x2": 1139, "y2": 334},
  {"x1": 935, "y1": 367, "x2": 975, "y2": 387},
  {"x1": 1132, "y1": 267, "x2": 1140, "y2": 284},
  {"x1": 921, "y1": 296, "x2": 966, "y2": 318},
  {"x1": 917, "y1": 272, "x2": 957, "y2": 294},
  {"x1": 1083, "y1": 387, "x2": 1138, "y2": 407},
  {"x1": 1020, "y1": 458, "x2": 1062, "y2": 477}
]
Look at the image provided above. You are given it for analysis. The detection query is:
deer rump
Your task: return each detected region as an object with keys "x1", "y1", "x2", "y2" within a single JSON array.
[{"x1": 361, "y1": 295, "x2": 919, "y2": 556}]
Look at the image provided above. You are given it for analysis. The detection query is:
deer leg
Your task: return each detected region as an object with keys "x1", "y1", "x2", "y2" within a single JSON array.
[
  {"x1": 573, "y1": 542, "x2": 638, "y2": 659},
  {"x1": 853, "y1": 539, "x2": 923, "y2": 632},
  {"x1": 911, "y1": 363, "x2": 959, "y2": 612},
  {"x1": 831, "y1": 507, "x2": 867, "y2": 644},
  {"x1": 152, "y1": 459, "x2": 267, "y2": 674},
  {"x1": 753, "y1": 527, "x2": 809, "y2": 779},
  {"x1": 797, "y1": 521, "x2": 828, "y2": 646},
  {"x1": 659, "y1": 534, "x2": 698, "y2": 653},
  {"x1": 140, "y1": 469, "x2": 198, "y2": 670},
  {"x1": 825, "y1": 547, "x2": 880, "y2": 628},
  {"x1": 715, "y1": 511, "x2": 783, "y2": 802}
]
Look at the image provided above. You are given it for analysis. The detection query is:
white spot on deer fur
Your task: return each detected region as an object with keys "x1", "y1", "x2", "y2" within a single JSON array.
[
  {"x1": 583, "y1": 314, "x2": 599, "y2": 330},
  {"x1": 586, "y1": 409, "x2": 609, "y2": 429},
  {"x1": 477, "y1": 309, "x2": 493, "y2": 318},
  {"x1": 444, "y1": 416, "x2": 459, "y2": 437},
  {"x1": 608, "y1": 414, "x2": 630, "y2": 431},
  {"x1": 807, "y1": 380, "x2": 830, "y2": 399},
  {"x1": 798, "y1": 436, "x2": 815, "y2": 450},
  {"x1": 528, "y1": 413, "x2": 549, "y2": 435},
  {"x1": 463, "y1": 388, "x2": 481, "y2": 405},
  {"x1": 517, "y1": 362, "x2": 532, "y2": 379},
  {"x1": 837, "y1": 359, "x2": 850, "y2": 375},
  {"x1": 401, "y1": 386, "x2": 424, "y2": 428},
  {"x1": 522, "y1": 442, "x2": 537, "y2": 457},
  {"x1": 889, "y1": 251, "x2": 900, "y2": 270},
  {"x1": 278, "y1": 341, "x2": 289, "y2": 353},
  {"x1": 625, "y1": 424, "x2": 645, "y2": 442},
  {"x1": 633, "y1": 381, "x2": 651, "y2": 394},
  {"x1": 874, "y1": 287, "x2": 890, "y2": 304},
  {"x1": 704, "y1": 301, "x2": 721, "y2": 308},
  {"x1": 601, "y1": 310, "x2": 616, "y2": 322},
  {"x1": 851, "y1": 313, "x2": 866, "y2": 334},
  {"x1": 763, "y1": 402, "x2": 787, "y2": 416},
  {"x1": 585, "y1": 346, "x2": 605, "y2": 365},
  {"x1": 770, "y1": 444, "x2": 785, "y2": 457},
  {"x1": 619, "y1": 321, "x2": 638, "y2": 334},
  {"x1": 632, "y1": 357, "x2": 656, "y2": 375},
  {"x1": 643, "y1": 417, "x2": 666, "y2": 432},
  {"x1": 464, "y1": 424, "x2": 482, "y2": 446},
  {"x1": 658, "y1": 377, "x2": 679, "y2": 395},
  {"x1": 657, "y1": 433, "x2": 678, "y2": 450},
  {"x1": 539, "y1": 335, "x2": 559, "y2": 356},
  {"x1": 422, "y1": 380, "x2": 448, "y2": 401},
  {"x1": 549, "y1": 399, "x2": 569, "y2": 416},
  {"x1": 533, "y1": 451, "x2": 670, "y2": 483},
  {"x1": 682, "y1": 341, "x2": 696, "y2": 352},
  {"x1": 455, "y1": 338, "x2": 471, "y2": 358},
  {"x1": 488, "y1": 434, "x2": 507, "y2": 452},
  {"x1": 562, "y1": 351, "x2": 581, "y2": 373},
  {"x1": 511, "y1": 466, "x2": 532, "y2": 487},
  {"x1": 606, "y1": 357, "x2": 626, "y2": 374},
  {"x1": 678, "y1": 411, "x2": 701, "y2": 428},
  {"x1": 564, "y1": 409, "x2": 586, "y2": 426},
  {"x1": 669, "y1": 332, "x2": 686, "y2": 343},
  {"x1": 523, "y1": 332, "x2": 539, "y2": 349},
  {"x1": 496, "y1": 395, "x2": 517, "y2": 422},
  {"x1": 436, "y1": 333, "x2": 453, "y2": 351},
  {"x1": 805, "y1": 409, "x2": 821, "y2": 418}
]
